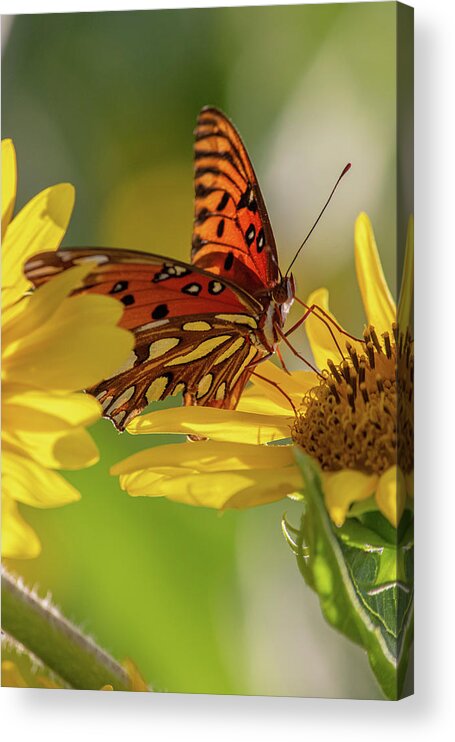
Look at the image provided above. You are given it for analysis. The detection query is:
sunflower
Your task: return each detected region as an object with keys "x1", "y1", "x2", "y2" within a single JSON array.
[
  {"x1": 1, "y1": 139, "x2": 134, "y2": 559},
  {"x1": 112, "y1": 213, "x2": 413, "y2": 529}
]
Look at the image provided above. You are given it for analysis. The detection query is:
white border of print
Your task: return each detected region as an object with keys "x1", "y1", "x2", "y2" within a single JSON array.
[{"x1": 1, "y1": 2, "x2": 455, "y2": 742}]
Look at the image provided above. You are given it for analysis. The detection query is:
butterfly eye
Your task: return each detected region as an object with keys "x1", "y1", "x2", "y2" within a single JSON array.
[{"x1": 272, "y1": 283, "x2": 290, "y2": 305}]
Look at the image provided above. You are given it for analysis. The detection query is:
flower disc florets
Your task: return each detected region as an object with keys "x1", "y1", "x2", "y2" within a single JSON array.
[{"x1": 292, "y1": 325, "x2": 413, "y2": 476}]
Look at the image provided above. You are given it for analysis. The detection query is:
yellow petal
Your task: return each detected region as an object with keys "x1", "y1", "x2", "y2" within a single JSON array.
[
  {"x1": 2, "y1": 183, "x2": 75, "y2": 310},
  {"x1": 322, "y1": 469, "x2": 378, "y2": 527},
  {"x1": 126, "y1": 406, "x2": 292, "y2": 443},
  {"x1": 3, "y1": 427, "x2": 99, "y2": 470},
  {"x1": 398, "y1": 216, "x2": 414, "y2": 332},
  {"x1": 1, "y1": 495, "x2": 41, "y2": 559},
  {"x1": 111, "y1": 439, "x2": 295, "y2": 476},
  {"x1": 2, "y1": 449, "x2": 81, "y2": 508},
  {"x1": 375, "y1": 465, "x2": 406, "y2": 528},
  {"x1": 4, "y1": 294, "x2": 134, "y2": 392},
  {"x1": 2, "y1": 139, "x2": 17, "y2": 237},
  {"x1": 2, "y1": 387, "x2": 101, "y2": 433},
  {"x1": 248, "y1": 360, "x2": 318, "y2": 410},
  {"x1": 354, "y1": 213, "x2": 396, "y2": 334},
  {"x1": 38, "y1": 677, "x2": 63, "y2": 690},
  {"x1": 122, "y1": 659, "x2": 149, "y2": 692},
  {"x1": 0, "y1": 291, "x2": 29, "y2": 331},
  {"x1": 1, "y1": 661, "x2": 28, "y2": 688},
  {"x1": 118, "y1": 465, "x2": 301, "y2": 510},
  {"x1": 305, "y1": 288, "x2": 364, "y2": 369},
  {"x1": 2, "y1": 262, "x2": 95, "y2": 344},
  {"x1": 237, "y1": 390, "x2": 292, "y2": 417}
]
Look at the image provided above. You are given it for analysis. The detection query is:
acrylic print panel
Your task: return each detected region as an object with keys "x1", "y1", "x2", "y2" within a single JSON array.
[{"x1": 1, "y1": 2, "x2": 413, "y2": 699}]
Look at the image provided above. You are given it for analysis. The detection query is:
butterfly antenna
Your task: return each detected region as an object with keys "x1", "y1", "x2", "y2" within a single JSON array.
[{"x1": 285, "y1": 163, "x2": 351, "y2": 277}]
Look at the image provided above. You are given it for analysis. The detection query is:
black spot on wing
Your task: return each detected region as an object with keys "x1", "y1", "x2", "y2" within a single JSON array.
[
  {"x1": 192, "y1": 234, "x2": 205, "y2": 251},
  {"x1": 151, "y1": 304, "x2": 169, "y2": 320},
  {"x1": 224, "y1": 252, "x2": 234, "y2": 271},
  {"x1": 217, "y1": 191, "x2": 230, "y2": 211},
  {"x1": 195, "y1": 207, "x2": 210, "y2": 224},
  {"x1": 246, "y1": 224, "x2": 256, "y2": 247},
  {"x1": 256, "y1": 228, "x2": 265, "y2": 253},
  {"x1": 238, "y1": 187, "x2": 258, "y2": 213},
  {"x1": 121, "y1": 294, "x2": 135, "y2": 306}
]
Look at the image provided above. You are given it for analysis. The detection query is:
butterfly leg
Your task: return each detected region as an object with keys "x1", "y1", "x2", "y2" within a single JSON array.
[
  {"x1": 284, "y1": 303, "x2": 345, "y2": 358},
  {"x1": 276, "y1": 344, "x2": 292, "y2": 374},
  {"x1": 250, "y1": 370, "x2": 297, "y2": 414},
  {"x1": 286, "y1": 298, "x2": 365, "y2": 359},
  {"x1": 276, "y1": 328, "x2": 323, "y2": 377}
]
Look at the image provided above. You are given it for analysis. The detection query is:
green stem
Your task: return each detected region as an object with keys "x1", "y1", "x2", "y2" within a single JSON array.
[{"x1": 1, "y1": 567, "x2": 130, "y2": 691}]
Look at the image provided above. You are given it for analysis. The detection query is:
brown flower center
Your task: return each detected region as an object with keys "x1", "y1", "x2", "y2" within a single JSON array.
[{"x1": 292, "y1": 325, "x2": 413, "y2": 475}]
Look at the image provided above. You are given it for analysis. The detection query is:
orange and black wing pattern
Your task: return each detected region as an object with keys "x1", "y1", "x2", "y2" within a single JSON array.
[
  {"x1": 90, "y1": 315, "x2": 261, "y2": 430},
  {"x1": 24, "y1": 248, "x2": 264, "y2": 429},
  {"x1": 192, "y1": 106, "x2": 280, "y2": 295}
]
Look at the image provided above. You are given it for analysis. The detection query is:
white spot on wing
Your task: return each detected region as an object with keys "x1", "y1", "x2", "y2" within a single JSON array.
[
  {"x1": 148, "y1": 337, "x2": 180, "y2": 360},
  {"x1": 174, "y1": 265, "x2": 190, "y2": 276},
  {"x1": 230, "y1": 347, "x2": 257, "y2": 387},
  {"x1": 165, "y1": 336, "x2": 230, "y2": 366},
  {"x1": 215, "y1": 382, "x2": 226, "y2": 401},
  {"x1": 146, "y1": 376, "x2": 170, "y2": 402},
  {"x1": 112, "y1": 350, "x2": 137, "y2": 375},
  {"x1": 182, "y1": 321, "x2": 212, "y2": 331},
  {"x1": 136, "y1": 319, "x2": 170, "y2": 331},
  {"x1": 216, "y1": 314, "x2": 258, "y2": 329},
  {"x1": 104, "y1": 386, "x2": 135, "y2": 414},
  {"x1": 213, "y1": 337, "x2": 245, "y2": 365},
  {"x1": 28, "y1": 266, "x2": 61, "y2": 277},
  {"x1": 76, "y1": 255, "x2": 110, "y2": 264},
  {"x1": 197, "y1": 373, "x2": 213, "y2": 398},
  {"x1": 112, "y1": 410, "x2": 127, "y2": 426}
]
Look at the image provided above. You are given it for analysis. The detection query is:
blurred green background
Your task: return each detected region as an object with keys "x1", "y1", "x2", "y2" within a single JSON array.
[{"x1": 2, "y1": 2, "x2": 402, "y2": 698}]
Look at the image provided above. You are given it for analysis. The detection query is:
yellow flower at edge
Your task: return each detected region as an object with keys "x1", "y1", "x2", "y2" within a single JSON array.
[
  {"x1": 2, "y1": 657, "x2": 149, "y2": 691},
  {"x1": 1, "y1": 139, "x2": 134, "y2": 559},
  {"x1": 111, "y1": 213, "x2": 413, "y2": 529}
]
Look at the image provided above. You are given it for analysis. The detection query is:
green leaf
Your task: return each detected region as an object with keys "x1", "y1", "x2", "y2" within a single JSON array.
[{"x1": 290, "y1": 450, "x2": 413, "y2": 700}]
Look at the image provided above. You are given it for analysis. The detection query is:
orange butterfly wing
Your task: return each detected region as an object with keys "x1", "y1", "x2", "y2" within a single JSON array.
[
  {"x1": 27, "y1": 248, "x2": 262, "y2": 327},
  {"x1": 24, "y1": 107, "x2": 287, "y2": 431},
  {"x1": 192, "y1": 106, "x2": 280, "y2": 296},
  {"x1": 91, "y1": 316, "x2": 261, "y2": 430},
  {"x1": 25, "y1": 248, "x2": 264, "y2": 430}
]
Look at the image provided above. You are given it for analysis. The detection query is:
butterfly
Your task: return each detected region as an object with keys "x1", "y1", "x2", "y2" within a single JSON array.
[{"x1": 24, "y1": 107, "x2": 296, "y2": 431}]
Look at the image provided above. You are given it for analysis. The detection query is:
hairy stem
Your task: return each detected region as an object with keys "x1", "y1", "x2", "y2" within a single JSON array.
[{"x1": 1, "y1": 567, "x2": 130, "y2": 690}]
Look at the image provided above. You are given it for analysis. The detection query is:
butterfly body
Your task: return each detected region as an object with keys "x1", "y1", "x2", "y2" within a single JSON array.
[{"x1": 25, "y1": 107, "x2": 295, "y2": 430}]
